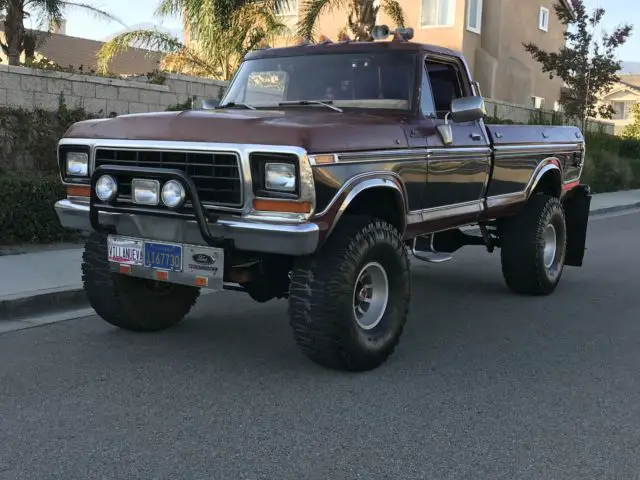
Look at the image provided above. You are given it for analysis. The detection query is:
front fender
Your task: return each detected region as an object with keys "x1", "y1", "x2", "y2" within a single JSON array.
[{"x1": 311, "y1": 172, "x2": 408, "y2": 244}]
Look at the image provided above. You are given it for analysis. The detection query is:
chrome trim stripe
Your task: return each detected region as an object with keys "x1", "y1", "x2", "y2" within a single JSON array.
[
  {"x1": 492, "y1": 142, "x2": 582, "y2": 152},
  {"x1": 58, "y1": 138, "x2": 316, "y2": 222},
  {"x1": 310, "y1": 142, "x2": 581, "y2": 166},
  {"x1": 421, "y1": 200, "x2": 483, "y2": 222},
  {"x1": 311, "y1": 146, "x2": 492, "y2": 165}
]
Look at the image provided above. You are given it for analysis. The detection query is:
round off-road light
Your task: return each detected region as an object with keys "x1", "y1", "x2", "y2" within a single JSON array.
[
  {"x1": 95, "y1": 175, "x2": 118, "y2": 202},
  {"x1": 161, "y1": 180, "x2": 186, "y2": 208}
]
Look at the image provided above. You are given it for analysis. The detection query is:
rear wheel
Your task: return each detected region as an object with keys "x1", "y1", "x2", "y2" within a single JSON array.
[
  {"x1": 500, "y1": 194, "x2": 567, "y2": 295},
  {"x1": 82, "y1": 232, "x2": 201, "y2": 331},
  {"x1": 288, "y1": 215, "x2": 411, "y2": 371}
]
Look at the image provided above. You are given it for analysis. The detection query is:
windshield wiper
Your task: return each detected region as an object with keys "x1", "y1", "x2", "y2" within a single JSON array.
[
  {"x1": 278, "y1": 100, "x2": 343, "y2": 113},
  {"x1": 215, "y1": 102, "x2": 256, "y2": 110}
]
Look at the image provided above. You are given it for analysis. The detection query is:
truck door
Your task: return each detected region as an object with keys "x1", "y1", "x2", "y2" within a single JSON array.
[{"x1": 420, "y1": 55, "x2": 491, "y2": 220}]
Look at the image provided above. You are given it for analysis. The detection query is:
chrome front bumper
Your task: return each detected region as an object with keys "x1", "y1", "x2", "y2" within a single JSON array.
[{"x1": 55, "y1": 199, "x2": 320, "y2": 256}]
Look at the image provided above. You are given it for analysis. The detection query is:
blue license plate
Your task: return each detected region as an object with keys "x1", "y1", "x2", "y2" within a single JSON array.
[{"x1": 144, "y1": 242, "x2": 183, "y2": 271}]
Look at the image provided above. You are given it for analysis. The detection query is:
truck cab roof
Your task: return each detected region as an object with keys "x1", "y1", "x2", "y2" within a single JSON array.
[{"x1": 243, "y1": 39, "x2": 466, "y2": 62}]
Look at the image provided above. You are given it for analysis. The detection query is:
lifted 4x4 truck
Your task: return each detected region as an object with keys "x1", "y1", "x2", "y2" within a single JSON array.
[{"x1": 54, "y1": 27, "x2": 591, "y2": 372}]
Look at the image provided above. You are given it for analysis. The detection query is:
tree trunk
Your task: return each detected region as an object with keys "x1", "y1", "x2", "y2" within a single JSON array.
[
  {"x1": 347, "y1": 0, "x2": 377, "y2": 41},
  {"x1": 5, "y1": 0, "x2": 26, "y2": 66}
]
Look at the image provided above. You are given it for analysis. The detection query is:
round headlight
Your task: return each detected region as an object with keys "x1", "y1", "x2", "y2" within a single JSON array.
[
  {"x1": 95, "y1": 175, "x2": 118, "y2": 202},
  {"x1": 161, "y1": 180, "x2": 186, "y2": 208}
]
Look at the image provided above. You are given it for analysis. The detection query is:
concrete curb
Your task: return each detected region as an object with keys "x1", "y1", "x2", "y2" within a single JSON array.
[
  {"x1": 0, "y1": 286, "x2": 88, "y2": 321},
  {"x1": 588, "y1": 202, "x2": 640, "y2": 217},
  {"x1": 0, "y1": 201, "x2": 639, "y2": 321}
]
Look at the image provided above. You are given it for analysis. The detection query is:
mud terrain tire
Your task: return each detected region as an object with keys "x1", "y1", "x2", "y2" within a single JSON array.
[
  {"x1": 500, "y1": 193, "x2": 567, "y2": 295},
  {"x1": 82, "y1": 232, "x2": 201, "y2": 331},
  {"x1": 288, "y1": 215, "x2": 411, "y2": 371}
]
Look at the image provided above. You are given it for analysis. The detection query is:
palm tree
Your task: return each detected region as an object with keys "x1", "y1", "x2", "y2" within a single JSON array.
[
  {"x1": 296, "y1": 0, "x2": 406, "y2": 42},
  {"x1": 0, "y1": 0, "x2": 124, "y2": 65},
  {"x1": 97, "y1": 0, "x2": 291, "y2": 81}
]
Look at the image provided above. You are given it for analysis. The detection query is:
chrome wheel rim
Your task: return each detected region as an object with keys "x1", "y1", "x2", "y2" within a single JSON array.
[
  {"x1": 542, "y1": 223, "x2": 557, "y2": 268},
  {"x1": 352, "y1": 262, "x2": 389, "y2": 330}
]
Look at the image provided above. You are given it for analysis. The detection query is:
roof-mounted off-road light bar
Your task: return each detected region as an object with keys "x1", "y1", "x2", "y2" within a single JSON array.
[
  {"x1": 371, "y1": 25, "x2": 414, "y2": 42},
  {"x1": 257, "y1": 24, "x2": 414, "y2": 50}
]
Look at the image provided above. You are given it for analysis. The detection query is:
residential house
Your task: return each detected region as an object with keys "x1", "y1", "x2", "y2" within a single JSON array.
[
  {"x1": 596, "y1": 75, "x2": 640, "y2": 135},
  {"x1": 269, "y1": 0, "x2": 573, "y2": 108},
  {"x1": 0, "y1": 20, "x2": 162, "y2": 75}
]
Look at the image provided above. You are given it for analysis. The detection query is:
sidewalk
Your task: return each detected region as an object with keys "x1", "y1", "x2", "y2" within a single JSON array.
[{"x1": 1, "y1": 188, "x2": 640, "y2": 320}]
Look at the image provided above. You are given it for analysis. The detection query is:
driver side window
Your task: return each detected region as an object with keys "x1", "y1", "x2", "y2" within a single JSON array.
[{"x1": 424, "y1": 58, "x2": 465, "y2": 119}]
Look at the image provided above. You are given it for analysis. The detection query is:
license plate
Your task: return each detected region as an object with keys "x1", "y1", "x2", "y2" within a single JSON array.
[
  {"x1": 144, "y1": 241, "x2": 183, "y2": 272},
  {"x1": 107, "y1": 236, "x2": 144, "y2": 266}
]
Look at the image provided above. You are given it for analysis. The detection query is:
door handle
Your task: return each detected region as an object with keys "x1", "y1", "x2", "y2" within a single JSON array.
[{"x1": 470, "y1": 133, "x2": 482, "y2": 141}]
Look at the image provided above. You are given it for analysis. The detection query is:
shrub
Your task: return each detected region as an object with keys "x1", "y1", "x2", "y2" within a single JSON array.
[{"x1": 0, "y1": 174, "x2": 83, "y2": 245}]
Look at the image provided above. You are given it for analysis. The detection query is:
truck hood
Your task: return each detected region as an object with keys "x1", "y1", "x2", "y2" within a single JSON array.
[{"x1": 63, "y1": 108, "x2": 412, "y2": 153}]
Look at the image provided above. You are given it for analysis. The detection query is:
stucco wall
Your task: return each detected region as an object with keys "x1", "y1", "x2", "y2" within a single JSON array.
[{"x1": 0, "y1": 64, "x2": 227, "y2": 116}]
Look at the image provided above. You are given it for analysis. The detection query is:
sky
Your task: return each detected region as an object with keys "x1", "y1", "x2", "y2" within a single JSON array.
[{"x1": 27, "y1": 0, "x2": 640, "y2": 62}]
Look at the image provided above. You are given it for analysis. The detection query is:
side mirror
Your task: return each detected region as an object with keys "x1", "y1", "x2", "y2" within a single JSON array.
[
  {"x1": 449, "y1": 95, "x2": 486, "y2": 123},
  {"x1": 202, "y1": 98, "x2": 220, "y2": 110}
]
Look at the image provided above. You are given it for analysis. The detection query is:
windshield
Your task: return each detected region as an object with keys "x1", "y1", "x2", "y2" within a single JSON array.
[{"x1": 221, "y1": 52, "x2": 417, "y2": 111}]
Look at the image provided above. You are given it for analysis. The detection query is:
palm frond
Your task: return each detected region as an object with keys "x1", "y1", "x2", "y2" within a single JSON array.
[
  {"x1": 24, "y1": 0, "x2": 126, "y2": 29},
  {"x1": 96, "y1": 29, "x2": 185, "y2": 74},
  {"x1": 296, "y1": 0, "x2": 348, "y2": 40},
  {"x1": 380, "y1": 0, "x2": 405, "y2": 28}
]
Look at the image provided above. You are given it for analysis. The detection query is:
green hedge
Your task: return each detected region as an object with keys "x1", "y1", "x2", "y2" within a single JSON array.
[
  {"x1": 581, "y1": 132, "x2": 640, "y2": 193},
  {"x1": 0, "y1": 174, "x2": 83, "y2": 245}
]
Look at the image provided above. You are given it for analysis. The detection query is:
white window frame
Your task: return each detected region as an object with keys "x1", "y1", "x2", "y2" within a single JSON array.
[
  {"x1": 420, "y1": 0, "x2": 456, "y2": 28},
  {"x1": 466, "y1": 0, "x2": 482, "y2": 34},
  {"x1": 275, "y1": 0, "x2": 298, "y2": 16},
  {"x1": 539, "y1": 6, "x2": 549, "y2": 32},
  {"x1": 532, "y1": 96, "x2": 545, "y2": 109}
]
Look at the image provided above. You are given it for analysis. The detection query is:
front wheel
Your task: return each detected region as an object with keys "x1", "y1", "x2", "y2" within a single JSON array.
[
  {"x1": 82, "y1": 232, "x2": 201, "y2": 332},
  {"x1": 500, "y1": 194, "x2": 567, "y2": 295},
  {"x1": 288, "y1": 215, "x2": 411, "y2": 371}
]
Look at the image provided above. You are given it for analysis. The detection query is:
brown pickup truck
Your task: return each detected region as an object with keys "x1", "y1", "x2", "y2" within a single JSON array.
[{"x1": 54, "y1": 27, "x2": 591, "y2": 372}]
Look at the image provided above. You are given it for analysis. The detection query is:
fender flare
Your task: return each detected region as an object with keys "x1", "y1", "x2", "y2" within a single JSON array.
[
  {"x1": 526, "y1": 158, "x2": 562, "y2": 199},
  {"x1": 319, "y1": 173, "x2": 408, "y2": 238}
]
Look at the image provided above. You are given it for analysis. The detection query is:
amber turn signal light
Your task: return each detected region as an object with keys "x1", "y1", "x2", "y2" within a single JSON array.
[
  {"x1": 67, "y1": 185, "x2": 91, "y2": 197},
  {"x1": 252, "y1": 199, "x2": 312, "y2": 214}
]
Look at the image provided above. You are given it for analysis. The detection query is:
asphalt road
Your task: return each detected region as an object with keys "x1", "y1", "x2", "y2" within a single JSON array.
[{"x1": 2, "y1": 210, "x2": 640, "y2": 480}]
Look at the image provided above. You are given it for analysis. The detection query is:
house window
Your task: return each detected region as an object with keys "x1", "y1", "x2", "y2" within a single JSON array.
[
  {"x1": 275, "y1": 0, "x2": 297, "y2": 16},
  {"x1": 421, "y1": 0, "x2": 456, "y2": 28},
  {"x1": 539, "y1": 6, "x2": 549, "y2": 31},
  {"x1": 612, "y1": 101, "x2": 633, "y2": 120},
  {"x1": 466, "y1": 0, "x2": 482, "y2": 33},
  {"x1": 532, "y1": 96, "x2": 545, "y2": 109}
]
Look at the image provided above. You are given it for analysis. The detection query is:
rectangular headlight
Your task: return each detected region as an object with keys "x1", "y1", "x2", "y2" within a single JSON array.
[
  {"x1": 132, "y1": 178, "x2": 160, "y2": 206},
  {"x1": 265, "y1": 163, "x2": 296, "y2": 192},
  {"x1": 66, "y1": 152, "x2": 89, "y2": 176}
]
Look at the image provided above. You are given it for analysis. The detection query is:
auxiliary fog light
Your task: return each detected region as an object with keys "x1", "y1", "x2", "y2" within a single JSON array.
[
  {"x1": 132, "y1": 178, "x2": 160, "y2": 206},
  {"x1": 95, "y1": 175, "x2": 118, "y2": 202},
  {"x1": 161, "y1": 180, "x2": 186, "y2": 208}
]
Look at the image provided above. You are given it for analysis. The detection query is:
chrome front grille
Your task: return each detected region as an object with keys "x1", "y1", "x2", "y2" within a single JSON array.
[{"x1": 94, "y1": 148, "x2": 243, "y2": 208}]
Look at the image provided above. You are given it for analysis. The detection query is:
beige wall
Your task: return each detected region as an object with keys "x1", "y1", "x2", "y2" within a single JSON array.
[
  {"x1": 490, "y1": 0, "x2": 564, "y2": 107},
  {"x1": 268, "y1": 0, "x2": 565, "y2": 108}
]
